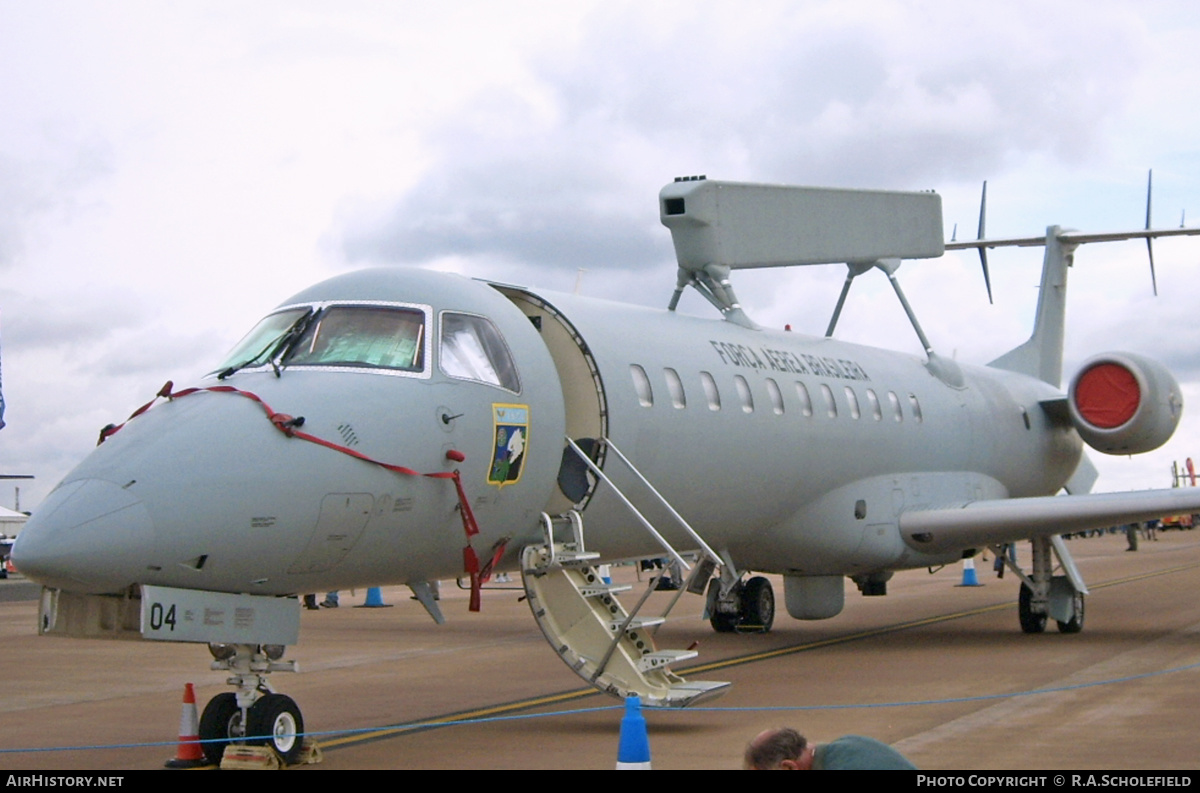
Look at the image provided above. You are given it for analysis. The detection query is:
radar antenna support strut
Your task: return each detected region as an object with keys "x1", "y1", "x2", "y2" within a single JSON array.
[
  {"x1": 668, "y1": 264, "x2": 757, "y2": 329},
  {"x1": 825, "y1": 260, "x2": 935, "y2": 358}
]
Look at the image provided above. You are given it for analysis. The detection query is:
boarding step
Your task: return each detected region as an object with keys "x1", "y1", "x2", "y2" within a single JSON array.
[
  {"x1": 637, "y1": 649, "x2": 698, "y2": 673},
  {"x1": 521, "y1": 542, "x2": 729, "y2": 709},
  {"x1": 608, "y1": 616, "x2": 665, "y2": 632},
  {"x1": 556, "y1": 551, "x2": 602, "y2": 566},
  {"x1": 578, "y1": 582, "x2": 632, "y2": 598},
  {"x1": 521, "y1": 542, "x2": 600, "y2": 572}
]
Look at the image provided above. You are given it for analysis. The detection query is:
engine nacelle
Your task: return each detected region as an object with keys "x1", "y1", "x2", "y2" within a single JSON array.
[{"x1": 1067, "y1": 352, "x2": 1183, "y2": 455}]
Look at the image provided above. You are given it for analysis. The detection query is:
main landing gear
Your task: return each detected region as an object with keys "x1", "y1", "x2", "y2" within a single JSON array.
[
  {"x1": 198, "y1": 643, "x2": 305, "y2": 765},
  {"x1": 1000, "y1": 535, "x2": 1087, "y2": 636},
  {"x1": 707, "y1": 575, "x2": 775, "y2": 633}
]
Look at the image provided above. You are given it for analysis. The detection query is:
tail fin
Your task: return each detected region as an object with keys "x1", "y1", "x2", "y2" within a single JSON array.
[
  {"x1": 986, "y1": 226, "x2": 1072, "y2": 387},
  {"x1": 948, "y1": 174, "x2": 1200, "y2": 388}
]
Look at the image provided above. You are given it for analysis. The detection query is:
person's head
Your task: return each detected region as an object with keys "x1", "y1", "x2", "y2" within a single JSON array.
[{"x1": 744, "y1": 727, "x2": 813, "y2": 770}]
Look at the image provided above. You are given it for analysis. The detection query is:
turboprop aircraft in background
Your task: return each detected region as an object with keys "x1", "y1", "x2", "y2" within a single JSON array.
[{"x1": 14, "y1": 176, "x2": 1200, "y2": 764}]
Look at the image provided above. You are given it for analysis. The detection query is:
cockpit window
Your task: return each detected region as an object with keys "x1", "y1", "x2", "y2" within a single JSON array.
[
  {"x1": 439, "y1": 312, "x2": 520, "y2": 392},
  {"x1": 213, "y1": 308, "x2": 311, "y2": 375},
  {"x1": 285, "y1": 306, "x2": 426, "y2": 371}
]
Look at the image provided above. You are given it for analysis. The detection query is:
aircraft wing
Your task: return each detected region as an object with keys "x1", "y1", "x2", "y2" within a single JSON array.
[{"x1": 899, "y1": 488, "x2": 1200, "y2": 554}]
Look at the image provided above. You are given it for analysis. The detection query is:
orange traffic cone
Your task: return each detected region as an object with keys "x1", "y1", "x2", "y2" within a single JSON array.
[{"x1": 165, "y1": 683, "x2": 207, "y2": 768}]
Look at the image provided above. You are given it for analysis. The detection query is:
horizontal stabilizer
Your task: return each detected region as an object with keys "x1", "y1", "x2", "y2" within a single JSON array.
[
  {"x1": 900, "y1": 487, "x2": 1200, "y2": 554},
  {"x1": 946, "y1": 225, "x2": 1200, "y2": 252}
]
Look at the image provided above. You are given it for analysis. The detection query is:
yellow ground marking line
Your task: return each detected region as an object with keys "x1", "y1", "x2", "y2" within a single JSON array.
[{"x1": 319, "y1": 559, "x2": 1200, "y2": 751}]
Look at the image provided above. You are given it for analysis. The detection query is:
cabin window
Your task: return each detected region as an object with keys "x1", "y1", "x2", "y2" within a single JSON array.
[
  {"x1": 795, "y1": 382, "x2": 813, "y2": 417},
  {"x1": 820, "y1": 384, "x2": 838, "y2": 418},
  {"x1": 214, "y1": 307, "x2": 312, "y2": 374},
  {"x1": 888, "y1": 391, "x2": 903, "y2": 422},
  {"x1": 865, "y1": 389, "x2": 882, "y2": 421},
  {"x1": 664, "y1": 368, "x2": 686, "y2": 409},
  {"x1": 766, "y1": 378, "x2": 785, "y2": 415},
  {"x1": 287, "y1": 305, "x2": 428, "y2": 373},
  {"x1": 630, "y1": 364, "x2": 653, "y2": 407},
  {"x1": 844, "y1": 387, "x2": 861, "y2": 420},
  {"x1": 438, "y1": 312, "x2": 520, "y2": 391},
  {"x1": 908, "y1": 393, "x2": 923, "y2": 423},
  {"x1": 735, "y1": 375, "x2": 754, "y2": 413},
  {"x1": 700, "y1": 371, "x2": 721, "y2": 411}
]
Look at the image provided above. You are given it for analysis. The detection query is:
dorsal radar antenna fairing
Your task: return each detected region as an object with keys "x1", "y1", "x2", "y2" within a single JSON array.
[{"x1": 658, "y1": 176, "x2": 947, "y2": 363}]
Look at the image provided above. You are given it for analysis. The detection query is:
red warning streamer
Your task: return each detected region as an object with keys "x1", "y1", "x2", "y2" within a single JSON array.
[{"x1": 100, "y1": 381, "x2": 491, "y2": 609}]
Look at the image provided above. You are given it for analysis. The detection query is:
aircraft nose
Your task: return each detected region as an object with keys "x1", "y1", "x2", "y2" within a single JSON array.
[{"x1": 13, "y1": 478, "x2": 154, "y2": 593}]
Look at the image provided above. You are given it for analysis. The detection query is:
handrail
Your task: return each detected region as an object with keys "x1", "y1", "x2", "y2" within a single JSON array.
[
  {"x1": 600, "y1": 438, "x2": 723, "y2": 567},
  {"x1": 564, "y1": 437, "x2": 692, "y2": 570}
]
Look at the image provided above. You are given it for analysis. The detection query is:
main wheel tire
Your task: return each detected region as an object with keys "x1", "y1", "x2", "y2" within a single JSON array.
[
  {"x1": 707, "y1": 579, "x2": 739, "y2": 633},
  {"x1": 1056, "y1": 591, "x2": 1085, "y2": 634},
  {"x1": 247, "y1": 693, "x2": 305, "y2": 765},
  {"x1": 1018, "y1": 583, "x2": 1047, "y2": 634},
  {"x1": 198, "y1": 692, "x2": 243, "y2": 765},
  {"x1": 739, "y1": 576, "x2": 775, "y2": 633}
]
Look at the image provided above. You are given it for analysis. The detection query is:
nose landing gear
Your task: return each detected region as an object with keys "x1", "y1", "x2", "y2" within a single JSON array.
[{"x1": 198, "y1": 643, "x2": 306, "y2": 766}]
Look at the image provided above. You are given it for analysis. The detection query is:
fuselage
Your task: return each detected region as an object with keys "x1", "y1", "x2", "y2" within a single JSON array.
[{"x1": 14, "y1": 266, "x2": 1081, "y2": 596}]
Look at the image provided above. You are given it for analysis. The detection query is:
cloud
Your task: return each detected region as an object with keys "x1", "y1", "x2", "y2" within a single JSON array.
[
  {"x1": 0, "y1": 130, "x2": 114, "y2": 268},
  {"x1": 337, "y1": 0, "x2": 1154, "y2": 294}
]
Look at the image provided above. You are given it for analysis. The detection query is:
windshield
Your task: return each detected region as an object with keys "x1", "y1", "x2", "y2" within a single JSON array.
[
  {"x1": 213, "y1": 308, "x2": 311, "y2": 375},
  {"x1": 284, "y1": 306, "x2": 426, "y2": 371}
]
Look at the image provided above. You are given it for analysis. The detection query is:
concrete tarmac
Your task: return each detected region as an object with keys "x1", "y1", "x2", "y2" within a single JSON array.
[{"x1": 2, "y1": 530, "x2": 1199, "y2": 770}]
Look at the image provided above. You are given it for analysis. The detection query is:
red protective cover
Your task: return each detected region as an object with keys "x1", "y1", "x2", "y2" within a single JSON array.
[{"x1": 1075, "y1": 363, "x2": 1140, "y2": 428}]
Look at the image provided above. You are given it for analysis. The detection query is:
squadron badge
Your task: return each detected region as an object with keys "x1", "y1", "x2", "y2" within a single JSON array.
[{"x1": 489, "y1": 404, "x2": 529, "y2": 487}]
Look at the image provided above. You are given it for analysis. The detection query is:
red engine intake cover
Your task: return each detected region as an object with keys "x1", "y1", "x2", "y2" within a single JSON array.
[
  {"x1": 1067, "y1": 352, "x2": 1182, "y2": 455},
  {"x1": 1073, "y1": 362, "x2": 1140, "y2": 429}
]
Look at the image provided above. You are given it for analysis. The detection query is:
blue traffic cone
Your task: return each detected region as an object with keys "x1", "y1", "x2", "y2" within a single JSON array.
[
  {"x1": 958, "y1": 557, "x2": 982, "y2": 587},
  {"x1": 362, "y1": 587, "x2": 389, "y2": 607},
  {"x1": 616, "y1": 695, "x2": 651, "y2": 769}
]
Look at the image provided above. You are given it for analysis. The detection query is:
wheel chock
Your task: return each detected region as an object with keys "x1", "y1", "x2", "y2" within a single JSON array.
[
  {"x1": 297, "y1": 737, "x2": 324, "y2": 765},
  {"x1": 219, "y1": 745, "x2": 282, "y2": 770}
]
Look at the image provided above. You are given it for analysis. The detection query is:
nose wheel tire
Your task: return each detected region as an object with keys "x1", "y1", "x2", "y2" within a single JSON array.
[
  {"x1": 198, "y1": 693, "x2": 243, "y2": 766},
  {"x1": 247, "y1": 693, "x2": 305, "y2": 765}
]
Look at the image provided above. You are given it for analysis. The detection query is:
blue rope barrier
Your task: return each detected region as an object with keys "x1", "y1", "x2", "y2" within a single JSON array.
[{"x1": 4, "y1": 660, "x2": 1198, "y2": 755}]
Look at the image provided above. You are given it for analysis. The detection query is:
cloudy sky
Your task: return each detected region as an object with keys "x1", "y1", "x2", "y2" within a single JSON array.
[{"x1": 3, "y1": 0, "x2": 1200, "y2": 513}]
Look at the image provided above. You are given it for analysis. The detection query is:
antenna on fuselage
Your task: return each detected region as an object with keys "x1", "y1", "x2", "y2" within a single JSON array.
[{"x1": 658, "y1": 177, "x2": 948, "y2": 363}]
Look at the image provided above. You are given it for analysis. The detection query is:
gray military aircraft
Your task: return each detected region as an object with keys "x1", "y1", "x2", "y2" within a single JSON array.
[{"x1": 14, "y1": 177, "x2": 1200, "y2": 764}]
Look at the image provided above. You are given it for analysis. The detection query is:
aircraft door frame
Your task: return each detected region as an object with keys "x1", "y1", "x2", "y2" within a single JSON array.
[{"x1": 493, "y1": 287, "x2": 609, "y2": 514}]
